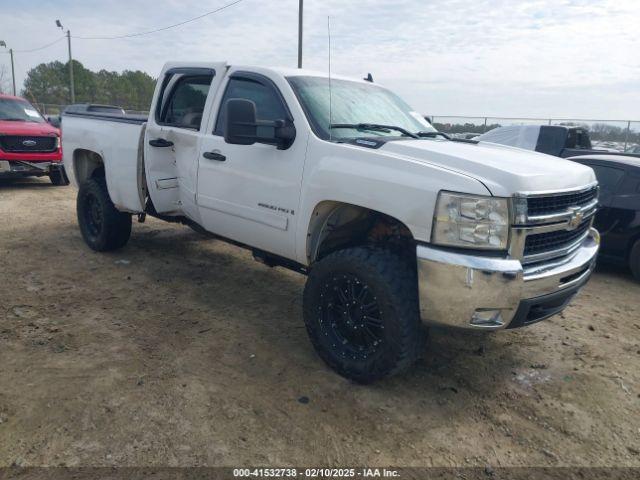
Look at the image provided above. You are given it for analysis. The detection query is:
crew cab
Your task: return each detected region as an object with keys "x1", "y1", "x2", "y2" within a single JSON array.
[
  {"x1": 63, "y1": 62, "x2": 600, "y2": 382},
  {"x1": 476, "y1": 124, "x2": 640, "y2": 159},
  {"x1": 0, "y1": 94, "x2": 67, "y2": 185}
]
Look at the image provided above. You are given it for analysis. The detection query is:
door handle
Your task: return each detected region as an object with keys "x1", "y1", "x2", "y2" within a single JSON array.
[
  {"x1": 149, "y1": 138, "x2": 174, "y2": 148},
  {"x1": 203, "y1": 151, "x2": 226, "y2": 162}
]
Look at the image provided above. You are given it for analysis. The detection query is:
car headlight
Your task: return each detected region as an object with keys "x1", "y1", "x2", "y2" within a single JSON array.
[{"x1": 432, "y1": 191, "x2": 510, "y2": 250}]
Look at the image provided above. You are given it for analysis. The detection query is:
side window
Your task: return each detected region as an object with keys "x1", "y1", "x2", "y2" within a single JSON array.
[
  {"x1": 214, "y1": 77, "x2": 287, "y2": 136},
  {"x1": 589, "y1": 165, "x2": 625, "y2": 193},
  {"x1": 156, "y1": 74, "x2": 213, "y2": 129}
]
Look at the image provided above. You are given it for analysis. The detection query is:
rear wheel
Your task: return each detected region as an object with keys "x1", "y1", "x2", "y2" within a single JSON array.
[
  {"x1": 77, "y1": 177, "x2": 131, "y2": 251},
  {"x1": 303, "y1": 247, "x2": 425, "y2": 383},
  {"x1": 630, "y1": 239, "x2": 640, "y2": 282}
]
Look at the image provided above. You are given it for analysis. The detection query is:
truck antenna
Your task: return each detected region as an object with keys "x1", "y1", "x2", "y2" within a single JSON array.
[{"x1": 327, "y1": 16, "x2": 333, "y2": 142}]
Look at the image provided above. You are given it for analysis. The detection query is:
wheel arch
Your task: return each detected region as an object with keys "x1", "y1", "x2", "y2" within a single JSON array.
[
  {"x1": 306, "y1": 200, "x2": 416, "y2": 264},
  {"x1": 72, "y1": 148, "x2": 105, "y2": 184}
]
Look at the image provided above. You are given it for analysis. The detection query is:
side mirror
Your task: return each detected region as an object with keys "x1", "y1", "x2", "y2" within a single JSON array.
[
  {"x1": 48, "y1": 115, "x2": 61, "y2": 128},
  {"x1": 224, "y1": 98, "x2": 258, "y2": 146},
  {"x1": 224, "y1": 98, "x2": 296, "y2": 150}
]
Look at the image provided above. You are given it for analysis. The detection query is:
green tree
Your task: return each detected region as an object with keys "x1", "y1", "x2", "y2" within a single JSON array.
[{"x1": 22, "y1": 60, "x2": 155, "y2": 111}]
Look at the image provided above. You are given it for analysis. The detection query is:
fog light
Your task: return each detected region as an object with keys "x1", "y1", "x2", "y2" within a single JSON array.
[{"x1": 471, "y1": 309, "x2": 504, "y2": 327}]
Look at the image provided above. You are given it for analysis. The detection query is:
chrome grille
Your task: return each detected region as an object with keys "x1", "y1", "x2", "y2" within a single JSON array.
[
  {"x1": 511, "y1": 184, "x2": 598, "y2": 266},
  {"x1": 0, "y1": 135, "x2": 57, "y2": 153},
  {"x1": 526, "y1": 186, "x2": 598, "y2": 217},
  {"x1": 524, "y1": 219, "x2": 591, "y2": 256}
]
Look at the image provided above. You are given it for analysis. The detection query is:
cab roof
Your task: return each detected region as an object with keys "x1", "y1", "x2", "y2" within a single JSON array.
[{"x1": 568, "y1": 154, "x2": 640, "y2": 169}]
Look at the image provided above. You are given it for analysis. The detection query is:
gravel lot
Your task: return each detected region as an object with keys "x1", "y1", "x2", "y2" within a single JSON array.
[{"x1": 1, "y1": 178, "x2": 639, "y2": 468}]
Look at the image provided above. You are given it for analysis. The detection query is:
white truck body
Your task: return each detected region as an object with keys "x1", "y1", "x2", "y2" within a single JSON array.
[{"x1": 63, "y1": 61, "x2": 600, "y2": 381}]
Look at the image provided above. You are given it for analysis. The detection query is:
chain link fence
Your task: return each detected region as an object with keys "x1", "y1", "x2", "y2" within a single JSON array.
[
  {"x1": 430, "y1": 115, "x2": 640, "y2": 153},
  {"x1": 32, "y1": 103, "x2": 640, "y2": 154}
]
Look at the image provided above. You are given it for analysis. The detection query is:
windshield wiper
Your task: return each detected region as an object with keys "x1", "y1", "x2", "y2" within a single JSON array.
[
  {"x1": 0, "y1": 118, "x2": 28, "y2": 122},
  {"x1": 330, "y1": 123, "x2": 419, "y2": 139},
  {"x1": 416, "y1": 131, "x2": 450, "y2": 140}
]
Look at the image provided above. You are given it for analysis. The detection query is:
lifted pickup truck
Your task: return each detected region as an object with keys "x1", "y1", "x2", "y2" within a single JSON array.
[{"x1": 63, "y1": 62, "x2": 600, "y2": 382}]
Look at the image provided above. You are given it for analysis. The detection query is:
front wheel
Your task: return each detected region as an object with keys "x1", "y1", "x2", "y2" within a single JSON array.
[
  {"x1": 303, "y1": 247, "x2": 425, "y2": 383},
  {"x1": 77, "y1": 177, "x2": 132, "y2": 251}
]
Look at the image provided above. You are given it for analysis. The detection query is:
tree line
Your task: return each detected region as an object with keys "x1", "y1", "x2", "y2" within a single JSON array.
[{"x1": 21, "y1": 60, "x2": 156, "y2": 112}]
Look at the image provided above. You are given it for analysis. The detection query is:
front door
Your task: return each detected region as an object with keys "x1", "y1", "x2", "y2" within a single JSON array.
[
  {"x1": 144, "y1": 64, "x2": 226, "y2": 218},
  {"x1": 196, "y1": 73, "x2": 307, "y2": 259}
]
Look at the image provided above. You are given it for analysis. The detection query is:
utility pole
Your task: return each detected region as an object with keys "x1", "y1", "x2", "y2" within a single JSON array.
[
  {"x1": 57, "y1": 20, "x2": 75, "y2": 103},
  {"x1": 0, "y1": 40, "x2": 16, "y2": 95},
  {"x1": 67, "y1": 30, "x2": 75, "y2": 103},
  {"x1": 298, "y1": 0, "x2": 303, "y2": 68},
  {"x1": 9, "y1": 48, "x2": 15, "y2": 95}
]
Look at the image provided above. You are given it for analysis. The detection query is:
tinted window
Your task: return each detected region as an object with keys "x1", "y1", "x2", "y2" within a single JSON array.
[
  {"x1": 588, "y1": 165, "x2": 625, "y2": 192},
  {"x1": 214, "y1": 77, "x2": 287, "y2": 136},
  {"x1": 88, "y1": 105, "x2": 124, "y2": 114},
  {"x1": 566, "y1": 128, "x2": 591, "y2": 149},
  {"x1": 0, "y1": 98, "x2": 45, "y2": 123},
  {"x1": 157, "y1": 74, "x2": 213, "y2": 129}
]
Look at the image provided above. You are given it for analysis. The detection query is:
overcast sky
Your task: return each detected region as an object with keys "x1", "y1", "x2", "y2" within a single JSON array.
[{"x1": 0, "y1": 0, "x2": 638, "y2": 119}]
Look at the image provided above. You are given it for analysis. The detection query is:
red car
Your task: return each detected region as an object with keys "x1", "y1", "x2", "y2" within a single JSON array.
[{"x1": 0, "y1": 94, "x2": 67, "y2": 185}]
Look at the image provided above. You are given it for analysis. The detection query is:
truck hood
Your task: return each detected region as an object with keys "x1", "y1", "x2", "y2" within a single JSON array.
[
  {"x1": 380, "y1": 139, "x2": 596, "y2": 196},
  {"x1": 0, "y1": 120, "x2": 59, "y2": 137}
]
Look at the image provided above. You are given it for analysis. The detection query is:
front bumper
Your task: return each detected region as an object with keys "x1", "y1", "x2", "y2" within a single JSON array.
[
  {"x1": 417, "y1": 228, "x2": 599, "y2": 330},
  {"x1": 0, "y1": 160, "x2": 62, "y2": 177}
]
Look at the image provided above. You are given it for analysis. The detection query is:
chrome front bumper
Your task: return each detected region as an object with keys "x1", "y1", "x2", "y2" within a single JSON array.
[{"x1": 417, "y1": 228, "x2": 599, "y2": 330}]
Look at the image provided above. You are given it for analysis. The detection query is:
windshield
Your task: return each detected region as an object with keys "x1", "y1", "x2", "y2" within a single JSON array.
[
  {"x1": 287, "y1": 76, "x2": 436, "y2": 141},
  {"x1": 0, "y1": 98, "x2": 46, "y2": 123}
]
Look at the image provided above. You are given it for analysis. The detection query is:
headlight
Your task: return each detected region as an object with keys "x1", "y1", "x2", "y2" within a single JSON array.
[{"x1": 432, "y1": 191, "x2": 510, "y2": 250}]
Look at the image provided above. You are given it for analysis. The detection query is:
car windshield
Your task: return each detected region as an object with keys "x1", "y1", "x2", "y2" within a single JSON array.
[
  {"x1": 287, "y1": 76, "x2": 436, "y2": 141},
  {"x1": 0, "y1": 98, "x2": 46, "y2": 123}
]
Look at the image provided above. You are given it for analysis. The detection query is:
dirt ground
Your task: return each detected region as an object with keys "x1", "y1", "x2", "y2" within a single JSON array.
[{"x1": 1, "y1": 177, "x2": 639, "y2": 469}]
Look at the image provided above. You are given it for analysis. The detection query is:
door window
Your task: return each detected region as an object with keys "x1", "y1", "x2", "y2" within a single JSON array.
[
  {"x1": 214, "y1": 77, "x2": 288, "y2": 136},
  {"x1": 156, "y1": 74, "x2": 213, "y2": 129},
  {"x1": 589, "y1": 164, "x2": 625, "y2": 193}
]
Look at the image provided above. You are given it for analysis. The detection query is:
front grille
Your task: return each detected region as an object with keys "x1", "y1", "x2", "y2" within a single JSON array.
[
  {"x1": 527, "y1": 187, "x2": 597, "y2": 217},
  {"x1": 524, "y1": 219, "x2": 591, "y2": 256},
  {"x1": 0, "y1": 135, "x2": 57, "y2": 153}
]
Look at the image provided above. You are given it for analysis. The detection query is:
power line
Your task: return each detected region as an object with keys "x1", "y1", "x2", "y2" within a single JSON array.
[
  {"x1": 0, "y1": 0, "x2": 245, "y2": 55},
  {"x1": 3, "y1": 36, "x2": 66, "y2": 54},
  {"x1": 74, "y1": 0, "x2": 245, "y2": 40}
]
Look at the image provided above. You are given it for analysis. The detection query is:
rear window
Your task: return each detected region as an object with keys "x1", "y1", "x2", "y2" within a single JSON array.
[
  {"x1": 87, "y1": 106, "x2": 124, "y2": 114},
  {"x1": 566, "y1": 128, "x2": 592, "y2": 149}
]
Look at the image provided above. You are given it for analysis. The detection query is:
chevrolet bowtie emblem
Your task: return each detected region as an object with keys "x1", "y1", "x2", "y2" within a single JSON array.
[{"x1": 567, "y1": 206, "x2": 584, "y2": 230}]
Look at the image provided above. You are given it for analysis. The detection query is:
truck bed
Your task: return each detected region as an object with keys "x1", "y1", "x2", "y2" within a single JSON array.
[{"x1": 62, "y1": 111, "x2": 147, "y2": 213}]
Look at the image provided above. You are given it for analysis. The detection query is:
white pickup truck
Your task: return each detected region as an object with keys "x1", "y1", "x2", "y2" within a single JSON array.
[{"x1": 63, "y1": 62, "x2": 600, "y2": 383}]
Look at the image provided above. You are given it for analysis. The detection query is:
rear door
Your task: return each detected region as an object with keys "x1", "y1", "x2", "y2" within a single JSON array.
[
  {"x1": 144, "y1": 64, "x2": 226, "y2": 218},
  {"x1": 195, "y1": 71, "x2": 306, "y2": 258}
]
